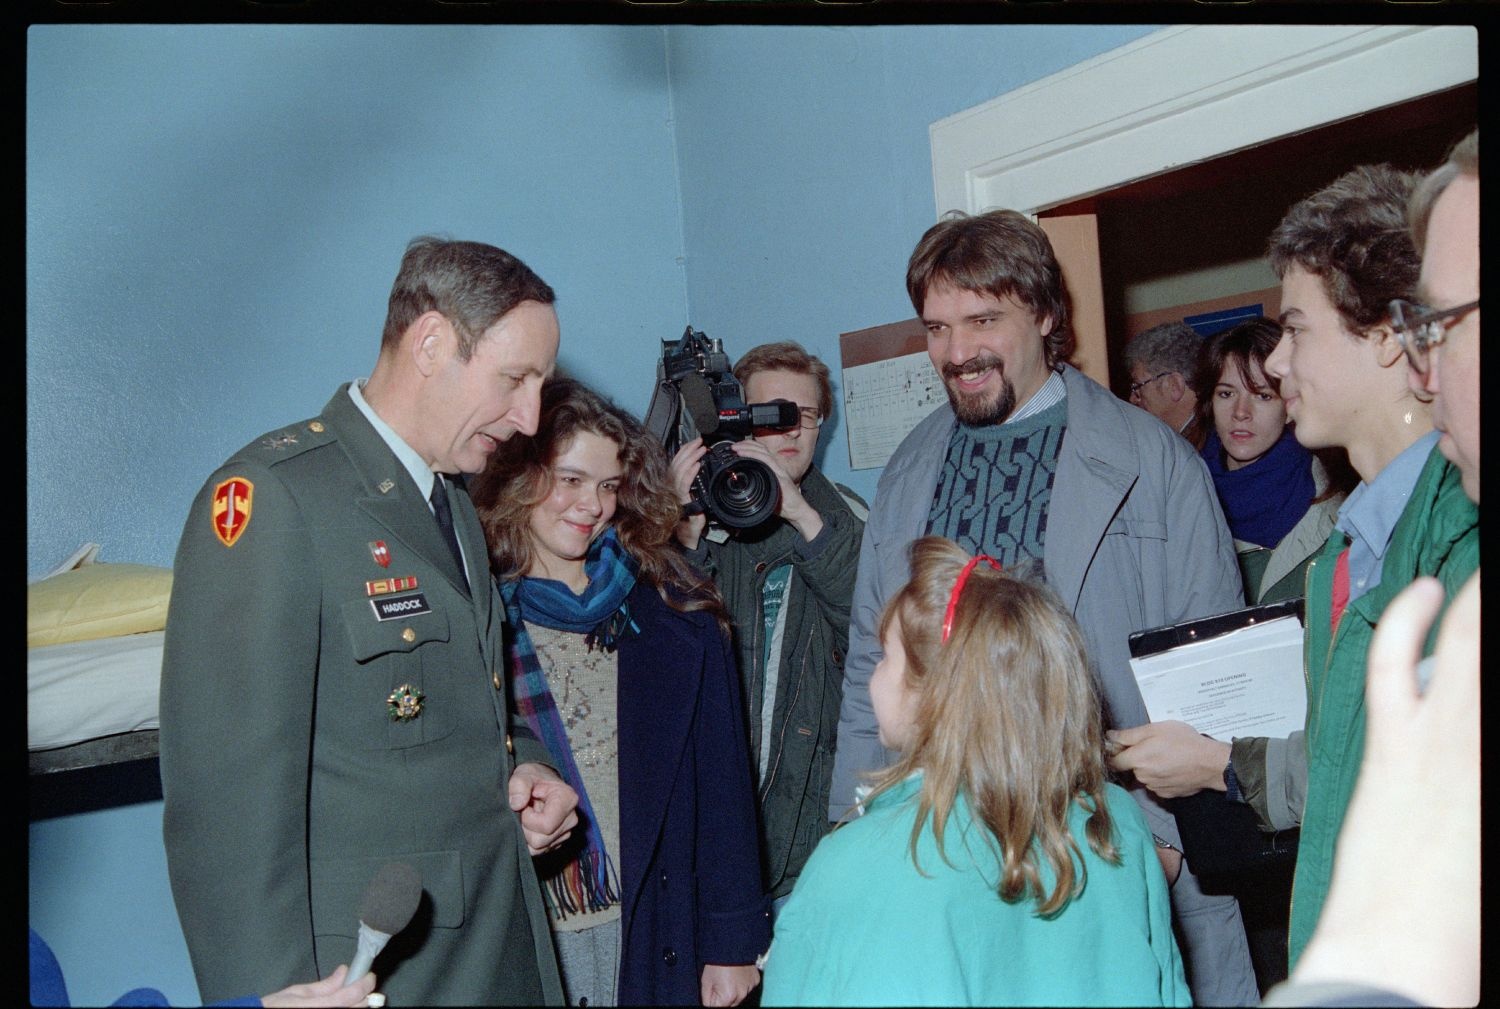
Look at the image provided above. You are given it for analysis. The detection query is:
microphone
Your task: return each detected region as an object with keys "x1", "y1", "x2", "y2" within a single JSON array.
[
  {"x1": 678, "y1": 373, "x2": 720, "y2": 436},
  {"x1": 346, "y1": 861, "x2": 422, "y2": 983}
]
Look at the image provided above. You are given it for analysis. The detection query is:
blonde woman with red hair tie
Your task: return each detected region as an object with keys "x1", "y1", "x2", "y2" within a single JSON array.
[{"x1": 762, "y1": 536, "x2": 1188, "y2": 1007}]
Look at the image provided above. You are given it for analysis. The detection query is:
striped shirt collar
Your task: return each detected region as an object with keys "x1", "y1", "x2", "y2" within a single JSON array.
[{"x1": 1003, "y1": 368, "x2": 1067, "y2": 425}]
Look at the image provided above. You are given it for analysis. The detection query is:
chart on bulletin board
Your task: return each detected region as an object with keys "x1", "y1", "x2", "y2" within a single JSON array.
[{"x1": 839, "y1": 318, "x2": 942, "y2": 470}]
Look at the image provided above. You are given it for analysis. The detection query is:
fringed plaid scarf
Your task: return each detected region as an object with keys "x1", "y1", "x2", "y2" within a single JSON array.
[{"x1": 502, "y1": 529, "x2": 640, "y2": 918}]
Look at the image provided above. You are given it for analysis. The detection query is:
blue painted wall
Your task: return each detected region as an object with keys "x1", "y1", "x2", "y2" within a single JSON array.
[
  {"x1": 29, "y1": 800, "x2": 192, "y2": 1006},
  {"x1": 26, "y1": 24, "x2": 690, "y2": 578},
  {"x1": 670, "y1": 25, "x2": 1159, "y2": 502},
  {"x1": 26, "y1": 22, "x2": 1158, "y2": 1005}
]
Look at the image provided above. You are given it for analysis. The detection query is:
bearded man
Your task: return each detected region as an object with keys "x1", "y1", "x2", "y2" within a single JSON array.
[{"x1": 829, "y1": 209, "x2": 1258, "y2": 1006}]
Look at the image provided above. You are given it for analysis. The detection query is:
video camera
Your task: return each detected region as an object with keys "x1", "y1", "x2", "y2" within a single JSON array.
[{"x1": 644, "y1": 327, "x2": 800, "y2": 530}]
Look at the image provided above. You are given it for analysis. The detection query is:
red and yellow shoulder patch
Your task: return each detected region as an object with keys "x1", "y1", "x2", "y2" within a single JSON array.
[{"x1": 212, "y1": 477, "x2": 254, "y2": 547}]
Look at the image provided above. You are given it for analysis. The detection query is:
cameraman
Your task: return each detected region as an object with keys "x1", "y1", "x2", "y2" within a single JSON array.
[{"x1": 669, "y1": 341, "x2": 867, "y2": 918}]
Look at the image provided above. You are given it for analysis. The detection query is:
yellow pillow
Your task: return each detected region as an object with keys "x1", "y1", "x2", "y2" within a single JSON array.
[{"x1": 28, "y1": 564, "x2": 175, "y2": 648}]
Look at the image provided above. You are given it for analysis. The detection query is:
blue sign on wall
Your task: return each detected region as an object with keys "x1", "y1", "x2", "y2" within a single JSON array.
[{"x1": 1184, "y1": 304, "x2": 1266, "y2": 338}]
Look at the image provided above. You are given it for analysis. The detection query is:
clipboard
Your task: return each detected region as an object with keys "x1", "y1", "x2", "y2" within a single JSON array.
[
  {"x1": 1127, "y1": 598, "x2": 1304, "y2": 660},
  {"x1": 1127, "y1": 599, "x2": 1307, "y2": 741},
  {"x1": 1125, "y1": 599, "x2": 1307, "y2": 883}
]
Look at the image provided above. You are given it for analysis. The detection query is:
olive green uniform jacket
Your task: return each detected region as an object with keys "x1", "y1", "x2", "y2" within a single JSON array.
[
  {"x1": 160, "y1": 386, "x2": 563, "y2": 1006},
  {"x1": 1286, "y1": 449, "x2": 1479, "y2": 968}
]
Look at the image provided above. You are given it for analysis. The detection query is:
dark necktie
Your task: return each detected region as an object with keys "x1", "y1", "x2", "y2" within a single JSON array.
[{"x1": 429, "y1": 475, "x2": 467, "y2": 585}]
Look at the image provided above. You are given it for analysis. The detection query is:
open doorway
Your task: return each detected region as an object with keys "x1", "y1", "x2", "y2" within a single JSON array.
[
  {"x1": 929, "y1": 24, "x2": 1478, "y2": 388},
  {"x1": 1039, "y1": 81, "x2": 1477, "y2": 399}
]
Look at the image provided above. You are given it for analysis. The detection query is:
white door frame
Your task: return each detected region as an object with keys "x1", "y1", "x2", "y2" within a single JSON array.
[{"x1": 930, "y1": 24, "x2": 1478, "y2": 218}]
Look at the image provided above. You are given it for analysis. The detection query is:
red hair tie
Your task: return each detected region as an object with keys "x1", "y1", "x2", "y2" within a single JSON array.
[{"x1": 941, "y1": 554, "x2": 1002, "y2": 643}]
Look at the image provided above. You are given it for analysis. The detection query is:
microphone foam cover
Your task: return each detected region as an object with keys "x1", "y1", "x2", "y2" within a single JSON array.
[
  {"x1": 359, "y1": 861, "x2": 422, "y2": 935},
  {"x1": 678, "y1": 374, "x2": 719, "y2": 435}
]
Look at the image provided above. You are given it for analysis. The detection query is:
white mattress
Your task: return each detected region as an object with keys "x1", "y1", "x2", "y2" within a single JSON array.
[{"x1": 28, "y1": 631, "x2": 164, "y2": 750}]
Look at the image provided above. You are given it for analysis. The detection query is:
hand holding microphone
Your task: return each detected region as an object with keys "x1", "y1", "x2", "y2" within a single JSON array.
[
  {"x1": 260, "y1": 964, "x2": 376, "y2": 1008},
  {"x1": 346, "y1": 861, "x2": 422, "y2": 987}
]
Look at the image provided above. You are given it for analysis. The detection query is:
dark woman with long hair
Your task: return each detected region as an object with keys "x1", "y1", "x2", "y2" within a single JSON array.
[{"x1": 1191, "y1": 316, "x2": 1352, "y2": 603}]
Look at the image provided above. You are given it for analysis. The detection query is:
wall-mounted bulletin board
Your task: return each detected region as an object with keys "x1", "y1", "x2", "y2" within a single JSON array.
[{"x1": 839, "y1": 318, "x2": 942, "y2": 470}]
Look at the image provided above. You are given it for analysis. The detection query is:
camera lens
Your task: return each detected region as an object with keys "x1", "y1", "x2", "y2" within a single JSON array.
[{"x1": 700, "y1": 443, "x2": 780, "y2": 529}]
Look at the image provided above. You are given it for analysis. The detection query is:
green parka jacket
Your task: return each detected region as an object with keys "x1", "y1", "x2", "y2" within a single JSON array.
[
  {"x1": 686, "y1": 467, "x2": 866, "y2": 899},
  {"x1": 1287, "y1": 448, "x2": 1479, "y2": 967}
]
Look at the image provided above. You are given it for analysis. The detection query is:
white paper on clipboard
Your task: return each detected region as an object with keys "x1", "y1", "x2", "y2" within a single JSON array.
[{"x1": 1128, "y1": 615, "x2": 1306, "y2": 741}]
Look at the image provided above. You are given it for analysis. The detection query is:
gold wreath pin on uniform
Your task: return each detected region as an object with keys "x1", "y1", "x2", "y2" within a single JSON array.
[{"x1": 387, "y1": 684, "x2": 425, "y2": 721}]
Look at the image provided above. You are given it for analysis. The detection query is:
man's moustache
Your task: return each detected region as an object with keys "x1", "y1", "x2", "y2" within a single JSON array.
[{"x1": 942, "y1": 357, "x2": 1004, "y2": 381}]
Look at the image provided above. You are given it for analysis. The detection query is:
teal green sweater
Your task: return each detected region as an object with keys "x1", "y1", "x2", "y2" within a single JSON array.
[{"x1": 762, "y1": 776, "x2": 1189, "y2": 1007}]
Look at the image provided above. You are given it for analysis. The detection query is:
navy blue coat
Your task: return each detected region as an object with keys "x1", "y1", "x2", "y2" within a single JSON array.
[{"x1": 614, "y1": 580, "x2": 771, "y2": 1005}]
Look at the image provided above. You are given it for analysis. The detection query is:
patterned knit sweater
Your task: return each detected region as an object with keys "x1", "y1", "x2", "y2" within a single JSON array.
[{"x1": 927, "y1": 397, "x2": 1067, "y2": 568}]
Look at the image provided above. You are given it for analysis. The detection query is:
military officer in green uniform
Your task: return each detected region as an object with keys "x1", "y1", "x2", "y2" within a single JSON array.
[{"x1": 160, "y1": 237, "x2": 579, "y2": 1006}]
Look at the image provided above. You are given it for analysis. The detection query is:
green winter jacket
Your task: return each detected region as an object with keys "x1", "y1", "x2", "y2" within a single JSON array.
[
  {"x1": 1236, "y1": 456, "x2": 1346, "y2": 606},
  {"x1": 686, "y1": 467, "x2": 866, "y2": 898},
  {"x1": 1287, "y1": 448, "x2": 1479, "y2": 967}
]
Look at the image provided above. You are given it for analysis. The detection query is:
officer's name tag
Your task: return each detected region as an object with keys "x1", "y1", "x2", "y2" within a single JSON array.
[{"x1": 371, "y1": 592, "x2": 432, "y2": 621}]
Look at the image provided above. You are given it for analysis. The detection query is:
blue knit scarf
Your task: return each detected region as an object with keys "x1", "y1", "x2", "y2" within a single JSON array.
[
  {"x1": 503, "y1": 529, "x2": 640, "y2": 918},
  {"x1": 1201, "y1": 426, "x2": 1316, "y2": 549}
]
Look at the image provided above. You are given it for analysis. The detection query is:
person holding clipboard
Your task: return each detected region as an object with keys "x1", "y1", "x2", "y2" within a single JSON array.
[{"x1": 1107, "y1": 161, "x2": 1479, "y2": 989}]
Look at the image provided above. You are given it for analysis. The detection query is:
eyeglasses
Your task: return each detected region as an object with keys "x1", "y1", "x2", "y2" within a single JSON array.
[
  {"x1": 757, "y1": 403, "x2": 823, "y2": 431},
  {"x1": 1128, "y1": 371, "x2": 1171, "y2": 399},
  {"x1": 795, "y1": 406, "x2": 823, "y2": 429},
  {"x1": 1388, "y1": 298, "x2": 1479, "y2": 374}
]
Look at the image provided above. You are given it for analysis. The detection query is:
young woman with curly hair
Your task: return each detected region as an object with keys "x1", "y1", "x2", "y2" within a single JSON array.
[{"x1": 472, "y1": 376, "x2": 768, "y2": 1008}]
